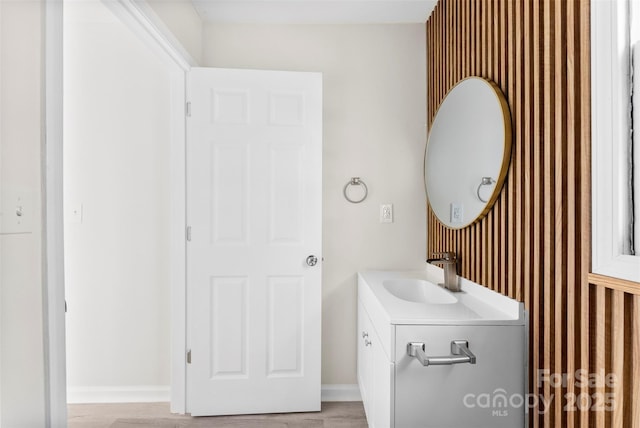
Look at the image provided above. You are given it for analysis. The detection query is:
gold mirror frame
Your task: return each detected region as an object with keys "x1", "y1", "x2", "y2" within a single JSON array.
[{"x1": 424, "y1": 77, "x2": 512, "y2": 229}]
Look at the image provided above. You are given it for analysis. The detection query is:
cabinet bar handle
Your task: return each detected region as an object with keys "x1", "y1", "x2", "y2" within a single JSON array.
[{"x1": 407, "y1": 340, "x2": 477, "y2": 366}]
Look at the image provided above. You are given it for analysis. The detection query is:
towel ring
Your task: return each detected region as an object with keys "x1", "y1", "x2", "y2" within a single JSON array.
[
  {"x1": 476, "y1": 177, "x2": 495, "y2": 203},
  {"x1": 344, "y1": 177, "x2": 368, "y2": 204}
]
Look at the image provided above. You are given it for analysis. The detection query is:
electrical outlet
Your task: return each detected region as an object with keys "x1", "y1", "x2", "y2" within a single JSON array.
[
  {"x1": 380, "y1": 204, "x2": 393, "y2": 223},
  {"x1": 450, "y1": 203, "x2": 463, "y2": 224}
]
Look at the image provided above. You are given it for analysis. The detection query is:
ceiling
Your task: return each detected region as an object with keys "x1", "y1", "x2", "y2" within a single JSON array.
[{"x1": 191, "y1": 0, "x2": 438, "y2": 24}]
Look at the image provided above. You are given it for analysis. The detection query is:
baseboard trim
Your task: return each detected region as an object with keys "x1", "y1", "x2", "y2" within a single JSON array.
[
  {"x1": 67, "y1": 386, "x2": 170, "y2": 404},
  {"x1": 69, "y1": 384, "x2": 360, "y2": 404},
  {"x1": 321, "y1": 384, "x2": 362, "y2": 402}
]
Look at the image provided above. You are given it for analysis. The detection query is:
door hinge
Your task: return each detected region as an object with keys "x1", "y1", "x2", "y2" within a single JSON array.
[
  {"x1": 186, "y1": 226, "x2": 192, "y2": 242},
  {"x1": 187, "y1": 349, "x2": 192, "y2": 364},
  {"x1": 186, "y1": 101, "x2": 192, "y2": 117}
]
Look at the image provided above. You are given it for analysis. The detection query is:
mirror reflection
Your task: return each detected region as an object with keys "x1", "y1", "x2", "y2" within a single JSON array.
[{"x1": 425, "y1": 77, "x2": 512, "y2": 229}]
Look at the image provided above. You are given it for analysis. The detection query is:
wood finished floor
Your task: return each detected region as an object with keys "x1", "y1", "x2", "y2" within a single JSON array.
[{"x1": 68, "y1": 402, "x2": 368, "y2": 428}]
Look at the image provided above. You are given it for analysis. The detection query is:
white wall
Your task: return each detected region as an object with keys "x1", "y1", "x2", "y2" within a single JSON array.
[
  {"x1": 203, "y1": 23, "x2": 427, "y2": 384},
  {"x1": 145, "y1": 0, "x2": 203, "y2": 64},
  {"x1": 64, "y1": 1, "x2": 173, "y2": 401},
  {"x1": 0, "y1": 1, "x2": 48, "y2": 426}
]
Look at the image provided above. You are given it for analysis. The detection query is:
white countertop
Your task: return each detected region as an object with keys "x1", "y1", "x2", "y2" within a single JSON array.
[{"x1": 358, "y1": 265, "x2": 525, "y2": 326}]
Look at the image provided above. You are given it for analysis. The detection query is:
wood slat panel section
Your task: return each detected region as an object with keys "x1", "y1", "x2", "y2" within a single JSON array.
[
  {"x1": 532, "y1": 0, "x2": 543, "y2": 424},
  {"x1": 633, "y1": 295, "x2": 640, "y2": 427},
  {"x1": 425, "y1": 1, "x2": 640, "y2": 426},
  {"x1": 578, "y1": 0, "x2": 591, "y2": 426},
  {"x1": 611, "y1": 291, "x2": 625, "y2": 426},
  {"x1": 565, "y1": 0, "x2": 578, "y2": 426}
]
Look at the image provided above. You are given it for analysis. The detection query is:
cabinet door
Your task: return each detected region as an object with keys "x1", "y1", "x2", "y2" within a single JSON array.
[
  {"x1": 357, "y1": 300, "x2": 373, "y2": 420},
  {"x1": 371, "y1": 337, "x2": 392, "y2": 428},
  {"x1": 359, "y1": 300, "x2": 393, "y2": 428},
  {"x1": 395, "y1": 325, "x2": 525, "y2": 428}
]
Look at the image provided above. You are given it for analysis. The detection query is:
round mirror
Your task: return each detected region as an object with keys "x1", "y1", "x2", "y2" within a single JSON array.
[{"x1": 425, "y1": 77, "x2": 512, "y2": 229}]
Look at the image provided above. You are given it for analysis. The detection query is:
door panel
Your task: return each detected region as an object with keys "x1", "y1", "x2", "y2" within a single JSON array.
[
  {"x1": 186, "y1": 68, "x2": 322, "y2": 416},
  {"x1": 267, "y1": 276, "x2": 303, "y2": 377},
  {"x1": 209, "y1": 276, "x2": 248, "y2": 379}
]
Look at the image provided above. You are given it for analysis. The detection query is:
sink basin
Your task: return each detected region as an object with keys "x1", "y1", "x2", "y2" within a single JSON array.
[
  {"x1": 382, "y1": 279, "x2": 457, "y2": 304},
  {"x1": 359, "y1": 270, "x2": 524, "y2": 324}
]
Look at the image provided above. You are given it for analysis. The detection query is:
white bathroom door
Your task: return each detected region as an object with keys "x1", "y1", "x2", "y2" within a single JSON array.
[{"x1": 186, "y1": 68, "x2": 322, "y2": 416}]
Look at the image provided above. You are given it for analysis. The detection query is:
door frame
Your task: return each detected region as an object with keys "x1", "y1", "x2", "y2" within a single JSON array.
[{"x1": 44, "y1": 0, "x2": 194, "y2": 420}]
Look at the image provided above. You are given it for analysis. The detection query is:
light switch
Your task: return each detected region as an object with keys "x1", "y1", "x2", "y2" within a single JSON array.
[
  {"x1": 67, "y1": 203, "x2": 83, "y2": 224},
  {"x1": 0, "y1": 188, "x2": 33, "y2": 234}
]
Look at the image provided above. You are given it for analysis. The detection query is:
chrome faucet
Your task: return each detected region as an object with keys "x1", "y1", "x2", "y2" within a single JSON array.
[{"x1": 426, "y1": 252, "x2": 460, "y2": 292}]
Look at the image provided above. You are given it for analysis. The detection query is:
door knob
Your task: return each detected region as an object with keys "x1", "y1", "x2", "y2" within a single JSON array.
[{"x1": 306, "y1": 255, "x2": 318, "y2": 266}]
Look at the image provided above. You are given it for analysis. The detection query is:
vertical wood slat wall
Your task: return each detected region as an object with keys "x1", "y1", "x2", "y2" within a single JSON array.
[{"x1": 425, "y1": 1, "x2": 640, "y2": 427}]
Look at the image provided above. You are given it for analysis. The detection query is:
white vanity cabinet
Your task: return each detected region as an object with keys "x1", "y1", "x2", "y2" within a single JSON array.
[
  {"x1": 357, "y1": 269, "x2": 527, "y2": 428},
  {"x1": 357, "y1": 300, "x2": 392, "y2": 428}
]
